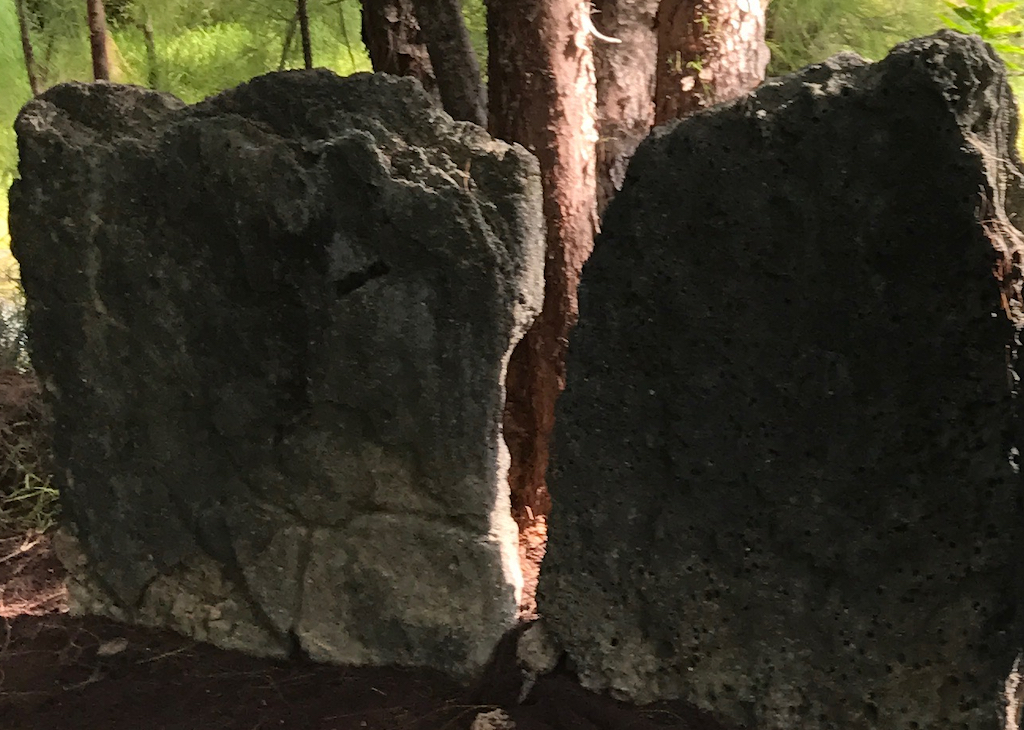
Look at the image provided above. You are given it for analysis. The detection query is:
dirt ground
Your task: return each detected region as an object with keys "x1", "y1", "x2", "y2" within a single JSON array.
[{"x1": 0, "y1": 533, "x2": 734, "y2": 730}]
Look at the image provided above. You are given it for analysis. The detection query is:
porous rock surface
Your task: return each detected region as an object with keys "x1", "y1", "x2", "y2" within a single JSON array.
[
  {"x1": 538, "y1": 31, "x2": 1024, "y2": 729},
  {"x1": 10, "y1": 70, "x2": 544, "y2": 676}
]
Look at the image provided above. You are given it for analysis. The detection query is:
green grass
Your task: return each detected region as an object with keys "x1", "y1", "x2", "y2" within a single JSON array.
[{"x1": 0, "y1": 473, "x2": 60, "y2": 534}]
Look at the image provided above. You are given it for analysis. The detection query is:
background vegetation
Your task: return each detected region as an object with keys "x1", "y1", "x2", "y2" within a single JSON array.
[{"x1": 766, "y1": 0, "x2": 945, "y2": 72}]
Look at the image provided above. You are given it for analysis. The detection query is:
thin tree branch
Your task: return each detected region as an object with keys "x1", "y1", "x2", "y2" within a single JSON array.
[
  {"x1": 298, "y1": 0, "x2": 314, "y2": 69},
  {"x1": 279, "y1": 11, "x2": 299, "y2": 71},
  {"x1": 136, "y1": 6, "x2": 159, "y2": 89},
  {"x1": 15, "y1": 0, "x2": 41, "y2": 95}
]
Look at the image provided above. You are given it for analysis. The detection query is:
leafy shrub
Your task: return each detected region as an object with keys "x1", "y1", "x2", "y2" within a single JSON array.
[{"x1": 940, "y1": 0, "x2": 1024, "y2": 67}]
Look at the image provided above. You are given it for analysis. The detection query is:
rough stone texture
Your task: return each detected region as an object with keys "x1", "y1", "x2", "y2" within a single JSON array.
[
  {"x1": 537, "y1": 31, "x2": 1024, "y2": 729},
  {"x1": 9, "y1": 70, "x2": 545, "y2": 677}
]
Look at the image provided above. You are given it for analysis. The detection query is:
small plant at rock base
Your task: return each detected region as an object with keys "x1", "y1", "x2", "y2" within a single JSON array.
[
  {"x1": 0, "y1": 473, "x2": 59, "y2": 534},
  {"x1": 940, "y1": 0, "x2": 1024, "y2": 69},
  {"x1": 0, "y1": 366, "x2": 58, "y2": 535}
]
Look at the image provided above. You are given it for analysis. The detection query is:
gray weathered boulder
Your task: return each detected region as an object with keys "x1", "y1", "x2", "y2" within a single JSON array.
[
  {"x1": 10, "y1": 70, "x2": 544, "y2": 677},
  {"x1": 538, "y1": 31, "x2": 1024, "y2": 729}
]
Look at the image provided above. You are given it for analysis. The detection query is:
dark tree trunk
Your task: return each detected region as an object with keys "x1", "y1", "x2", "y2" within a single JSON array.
[
  {"x1": 279, "y1": 12, "x2": 298, "y2": 71},
  {"x1": 137, "y1": 9, "x2": 159, "y2": 89},
  {"x1": 360, "y1": 0, "x2": 437, "y2": 97},
  {"x1": 86, "y1": 0, "x2": 110, "y2": 81},
  {"x1": 297, "y1": 0, "x2": 313, "y2": 69},
  {"x1": 488, "y1": 0, "x2": 597, "y2": 527},
  {"x1": 592, "y1": 0, "x2": 659, "y2": 215},
  {"x1": 411, "y1": 0, "x2": 486, "y2": 126},
  {"x1": 654, "y1": 0, "x2": 769, "y2": 123},
  {"x1": 15, "y1": 0, "x2": 41, "y2": 95}
]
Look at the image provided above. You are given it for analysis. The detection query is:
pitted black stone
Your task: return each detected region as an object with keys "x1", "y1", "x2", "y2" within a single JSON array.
[{"x1": 537, "y1": 31, "x2": 1024, "y2": 730}]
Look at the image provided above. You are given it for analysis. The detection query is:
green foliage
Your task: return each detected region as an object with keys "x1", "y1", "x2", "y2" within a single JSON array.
[
  {"x1": 767, "y1": 0, "x2": 947, "y2": 75},
  {"x1": 940, "y1": 0, "x2": 1024, "y2": 67},
  {"x1": 0, "y1": 0, "x2": 29, "y2": 183},
  {"x1": 150, "y1": 23, "x2": 285, "y2": 99}
]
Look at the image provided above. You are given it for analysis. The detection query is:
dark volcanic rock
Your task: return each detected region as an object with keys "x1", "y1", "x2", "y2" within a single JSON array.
[
  {"x1": 10, "y1": 70, "x2": 544, "y2": 677},
  {"x1": 537, "y1": 31, "x2": 1024, "y2": 729}
]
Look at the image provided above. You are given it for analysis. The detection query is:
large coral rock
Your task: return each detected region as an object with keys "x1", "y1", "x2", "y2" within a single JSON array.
[
  {"x1": 10, "y1": 70, "x2": 544, "y2": 677},
  {"x1": 538, "y1": 31, "x2": 1024, "y2": 729}
]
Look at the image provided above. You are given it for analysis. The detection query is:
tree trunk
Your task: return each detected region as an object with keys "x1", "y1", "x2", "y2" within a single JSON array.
[
  {"x1": 297, "y1": 0, "x2": 313, "y2": 69},
  {"x1": 488, "y1": 0, "x2": 597, "y2": 527},
  {"x1": 411, "y1": 0, "x2": 486, "y2": 126},
  {"x1": 137, "y1": 9, "x2": 159, "y2": 89},
  {"x1": 360, "y1": 0, "x2": 437, "y2": 97},
  {"x1": 86, "y1": 0, "x2": 110, "y2": 81},
  {"x1": 592, "y1": 0, "x2": 659, "y2": 215},
  {"x1": 279, "y1": 12, "x2": 298, "y2": 71},
  {"x1": 15, "y1": 0, "x2": 41, "y2": 95},
  {"x1": 653, "y1": 0, "x2": 769, "y2": 123}
]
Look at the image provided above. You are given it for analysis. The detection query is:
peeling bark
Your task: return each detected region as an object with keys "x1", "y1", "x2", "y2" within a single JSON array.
[
  {"x1": 360, "y1": 0, "x2": 437, "y2": 98},
  {"x1": 488, "y1": 0, "x2": 598, "y2": 526},
  {"x1": 592, "y1": 0, "x2": 659, "y2": 215},
  {"x1": 654, "y1": 0, "x2": 770, "y2": 123}
]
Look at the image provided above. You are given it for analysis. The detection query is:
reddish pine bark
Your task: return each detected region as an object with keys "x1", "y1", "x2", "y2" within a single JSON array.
[
  {"x1": 488, "y1": 0, "x2": 598, "y2": 526},
  {"x1": 592, "y1": 0, "x2": 660, "y2": 215},
  {"x1": 654, "y1": 0, "x2": 770, "y2": 123}
]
